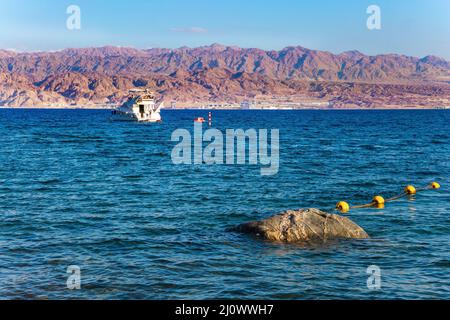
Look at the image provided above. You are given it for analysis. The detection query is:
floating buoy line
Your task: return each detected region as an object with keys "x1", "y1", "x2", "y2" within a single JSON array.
[{"x1": 336, "y1": 182, "x2": 441, "y2": 213}]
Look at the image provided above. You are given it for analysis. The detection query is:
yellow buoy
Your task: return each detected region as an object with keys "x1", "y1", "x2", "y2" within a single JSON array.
[
  {"x1": 404, "y1": 185, "x2": 416, "y2": 195},
  {"x1": 336, "y1": 201, "x2": 350, "y2": 213},
  {"x1": 430, "y1": 182, "x2": 440, "y2": 189},
  {"x1": 372, "y1": 195, "x2": 385, "y2": 205}
]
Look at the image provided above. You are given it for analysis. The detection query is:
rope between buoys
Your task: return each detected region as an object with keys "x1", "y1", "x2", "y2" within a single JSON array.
[{"x1": 335, "y1": 182, "x2": 440, "y2": 213}]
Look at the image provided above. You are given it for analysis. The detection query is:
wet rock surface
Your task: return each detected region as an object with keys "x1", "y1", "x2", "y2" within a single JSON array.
[{"x1": 231, "y1": 208, "x2": 369, "y2": 243}]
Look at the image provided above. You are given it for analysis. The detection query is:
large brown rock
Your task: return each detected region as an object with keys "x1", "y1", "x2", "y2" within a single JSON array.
[{"x1": 231, "y1": 208, "x2": 368, "y2": 243}]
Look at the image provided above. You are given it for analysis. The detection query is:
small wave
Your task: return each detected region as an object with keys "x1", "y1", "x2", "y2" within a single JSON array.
[
  {"x1": 87, "y1": 238, "x2": 148, "y2": 247},
  {"x1": 38, "y1": 178, "x2": 61, "y2": 185},
  {"x1": 121, "y1": 175, "x2": 143, "y2": 180},
  {"x1": 432, "y1": 260, "x2": 450, "y2": 267}
]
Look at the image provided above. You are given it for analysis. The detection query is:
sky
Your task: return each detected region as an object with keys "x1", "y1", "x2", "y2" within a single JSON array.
[{"x1": 0, "y1": 0, "x2": 449, "y2": 59}]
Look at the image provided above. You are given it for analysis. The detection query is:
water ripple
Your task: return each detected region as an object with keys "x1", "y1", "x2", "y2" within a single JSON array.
[{"x1": 0, "y1": 109, "x2": 449, "y2": 299}]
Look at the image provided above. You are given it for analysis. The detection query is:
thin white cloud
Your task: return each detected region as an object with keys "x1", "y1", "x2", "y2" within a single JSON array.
[{"x1": 170, "y1": 27, "x2": 208, "y2": 34}]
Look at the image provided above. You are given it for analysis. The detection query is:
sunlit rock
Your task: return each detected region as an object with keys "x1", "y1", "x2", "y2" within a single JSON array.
[{"x1": 231, "y1": 208, "x2": 369, "y2": 243}]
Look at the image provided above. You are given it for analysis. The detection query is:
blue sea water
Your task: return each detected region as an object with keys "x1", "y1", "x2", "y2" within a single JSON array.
[{"x1": 0, "y1": 108, "x2": 448, "y2": 300}]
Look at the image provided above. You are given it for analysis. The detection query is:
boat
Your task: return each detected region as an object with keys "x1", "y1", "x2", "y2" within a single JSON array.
[{"x1": 111, "y1": 89, "x2": 163, "y2": 122}]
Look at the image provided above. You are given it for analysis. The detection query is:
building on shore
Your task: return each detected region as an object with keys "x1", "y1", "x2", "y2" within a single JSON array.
[{"x1": 240, "y1": 101, "x2": 251, "y2": 109}]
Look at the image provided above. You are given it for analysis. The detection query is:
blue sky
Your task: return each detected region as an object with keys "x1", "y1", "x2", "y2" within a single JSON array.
[{"x1": 0, "y1": 0, "x2": 449, "y2": 58}]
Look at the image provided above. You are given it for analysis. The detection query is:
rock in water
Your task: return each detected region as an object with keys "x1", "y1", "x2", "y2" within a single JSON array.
[{"x1": 231, "y1": 208, "x2": 369, "y2": 243}]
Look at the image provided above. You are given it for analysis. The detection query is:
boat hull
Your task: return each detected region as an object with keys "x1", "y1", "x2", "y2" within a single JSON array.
[{"x1": 110, "y1": 111, "x2": 161, "y2": 122}]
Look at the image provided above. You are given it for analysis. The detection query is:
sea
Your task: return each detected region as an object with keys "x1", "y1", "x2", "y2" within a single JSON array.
[{"x1": 0, "y1": 108, "x2": 448, "y2": 299}]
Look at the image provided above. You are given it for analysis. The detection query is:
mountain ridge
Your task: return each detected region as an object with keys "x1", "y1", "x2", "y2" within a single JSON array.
[{"x1": 0, "y1": 44, "x2": 449, "y2": 108}]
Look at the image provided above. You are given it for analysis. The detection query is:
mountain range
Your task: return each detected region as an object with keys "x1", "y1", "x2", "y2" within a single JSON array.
[{"x1": 0, "y1": 44, "x2": 449, "y2": 108}]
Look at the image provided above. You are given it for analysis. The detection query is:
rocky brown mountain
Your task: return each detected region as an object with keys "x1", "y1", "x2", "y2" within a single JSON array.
[{"x1": 0, "y1": 44, "x2": 449, "y2": 107}]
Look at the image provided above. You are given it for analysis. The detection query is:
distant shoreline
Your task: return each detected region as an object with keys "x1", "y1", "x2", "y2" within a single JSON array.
[{"x1": 1, "y1": 106, "x2": 449, "y2": 111}]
